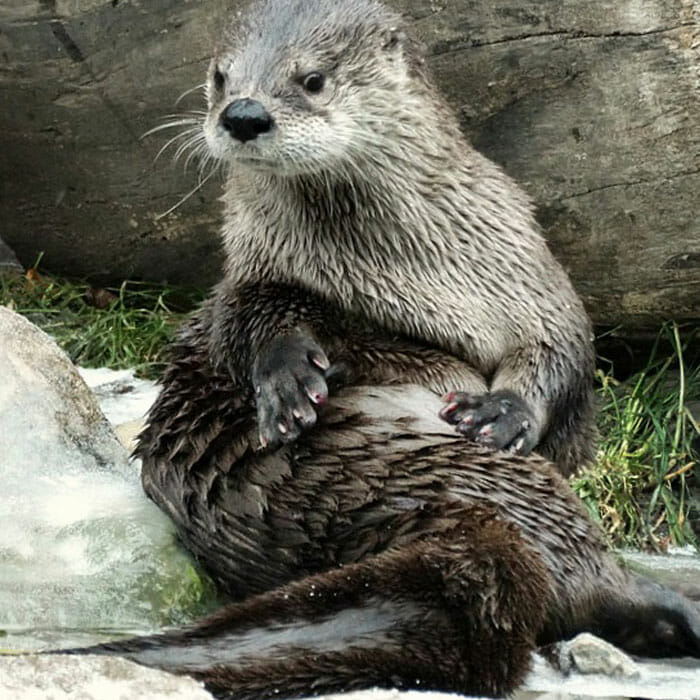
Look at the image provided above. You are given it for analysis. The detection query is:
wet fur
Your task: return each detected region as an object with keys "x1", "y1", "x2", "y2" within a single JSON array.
[
  {"x1": 204, "y1": 0, "x2": 596, "y2": 476},
  {"x1": 110, "y1": 291, "x2": 700, "y2": 699}
]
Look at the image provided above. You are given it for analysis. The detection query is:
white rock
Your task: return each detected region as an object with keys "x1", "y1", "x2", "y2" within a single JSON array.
[
  {"x1": 0, "y1": 308, "x2": 215, "y2": 651},
  {"x1": 0, "y1": 654, "x2": 213, "y2": 700}
]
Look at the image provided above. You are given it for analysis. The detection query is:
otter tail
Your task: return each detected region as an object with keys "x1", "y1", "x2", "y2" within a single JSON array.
[
  {"x1": 583, "y1": 573, "x2": 700, "y2": 659},
  {"x1": 59, "y1": 506, "x2": 549, "y2": 700}
]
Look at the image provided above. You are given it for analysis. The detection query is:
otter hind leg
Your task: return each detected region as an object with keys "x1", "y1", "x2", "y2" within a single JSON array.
[{"x1": 73, "y1": 506, "x2": 549, "y2": 700}]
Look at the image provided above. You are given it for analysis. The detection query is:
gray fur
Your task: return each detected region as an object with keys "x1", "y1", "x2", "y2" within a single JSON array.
[
  {"x1": 52, "y1": 6, "x2": 700, "y2": 699},
  {"x1": 201, "y1": 0, "x2": 595, "y2": 474},
  {"x1": 117, "y1": 597, "x2": 417, "y2": 673}
]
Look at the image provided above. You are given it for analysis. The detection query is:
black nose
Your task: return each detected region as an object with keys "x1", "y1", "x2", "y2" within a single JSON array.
[{"x1": 219, "y1": 98, "x2": 274, "y2": 143}]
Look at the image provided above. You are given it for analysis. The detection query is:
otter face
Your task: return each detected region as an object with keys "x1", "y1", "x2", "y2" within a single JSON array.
[{"x1": 203, "y1": 0, "x2": 424, "y2": 177}]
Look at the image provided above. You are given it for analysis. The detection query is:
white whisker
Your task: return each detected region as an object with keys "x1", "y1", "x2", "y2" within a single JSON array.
[
  {"x1": 142, "y1": 118, "x2": 202, "y2": 139},
  {"x1": 175, "y1": 83, "x2": 207, "y2": 107},
  {"x1": 152, "y1": 128, "x2": 201, "y2": 163},
  {"x1": 197, "y1": 152, "x2": 217, "y2": 180},
  {"x1": 155, "y1": 167, "x2": 219, "y2": 221},
  {"x1": 174, "y1": 134, "x2": 207, "y2": 168},
  {"x1": 184, "y1": 139, "x2": 210, "y2": 172},
  {"x1": 142, "y1": 84, "x2": 217, "y2": 216}
]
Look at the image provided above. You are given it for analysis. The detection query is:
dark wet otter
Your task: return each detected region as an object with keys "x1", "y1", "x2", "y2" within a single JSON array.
[
  {"x1": 83, "y1": 331, "x2": 700, "y2": 697},
  {"x1": 67, "y1": 0, "x2": 700, "y2": 697}
]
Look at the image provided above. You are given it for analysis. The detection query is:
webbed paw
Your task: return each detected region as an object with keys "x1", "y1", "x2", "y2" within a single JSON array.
[
  {"x1": 439, "y1": 389, "x2": 537, "y2": 454},
  {"x1": 252, "y1": 333, "x2": 330, "y2": 448}
]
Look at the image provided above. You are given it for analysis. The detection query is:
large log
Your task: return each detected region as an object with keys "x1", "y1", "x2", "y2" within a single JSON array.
[{"x1": 0, "y1": 1, "x2": 698, "y2": 327}]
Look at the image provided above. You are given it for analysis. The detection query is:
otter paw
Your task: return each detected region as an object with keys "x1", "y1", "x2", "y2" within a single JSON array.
[
  {"x1": 439, "y1": 389, "x2": 537, "y2": 454},
  {"x1": 252, "y1": 333, "x2": 330, "y2": 448}
]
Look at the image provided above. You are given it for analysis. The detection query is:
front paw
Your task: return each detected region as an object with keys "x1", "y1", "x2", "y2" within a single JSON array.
[
  {"x1": 252, "y1": 333, "x2": 330, "y2": 448},
  {"x1": 439, "y1": 389, "x2": 537, "y2": 454}
]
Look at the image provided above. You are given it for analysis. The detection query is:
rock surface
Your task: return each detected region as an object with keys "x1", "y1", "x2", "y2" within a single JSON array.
[
  {"x1": 519, "y1": 639, "x2": 700, "y2": 699},
  {"x1": 565, "y1": 634, "x2": 641, "y2": 678},
  {"x1": 1, "y1": 0, "x2": 698, "y2": 326},
  {"x1": 0, "y1": 234, "x2": 22, "y2": 272},
  {"x1": 0, "y1": 654, "x2": 212, "y2": 700},
  {"x1": 0, "y1": 307, "x2": 217, "y2": 651},
  {"x1": 0, "y1": 306, "x2": 130, "y2": 483},
  {"x1": 2, "y1": 649, "x2": 698, "y2": 700}
]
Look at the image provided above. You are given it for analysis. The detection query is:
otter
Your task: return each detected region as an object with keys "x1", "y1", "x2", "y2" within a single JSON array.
[
  {"x1": 198, "y1": 0, "x2": 597, "y2": 477},
  {"x1": 70, "y1": 0, "x2": 699, "y2": 698},
  {"x1": 83, "y1": 371, "x2": 700, "y2": 698}
]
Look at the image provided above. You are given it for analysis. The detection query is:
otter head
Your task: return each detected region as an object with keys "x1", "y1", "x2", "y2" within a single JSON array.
[{"x1": 204, "y1": 0, "x2": 428, "y2": 177}]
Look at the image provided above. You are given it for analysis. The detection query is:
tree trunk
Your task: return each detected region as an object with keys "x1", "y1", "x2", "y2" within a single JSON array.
[{"x1": 1, "y1": 0, "x2": 698, "y2": 328}]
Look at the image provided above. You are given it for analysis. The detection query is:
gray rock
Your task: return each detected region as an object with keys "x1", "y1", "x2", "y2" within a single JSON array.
[
  {"x1": 0, "y1": 308, "x2": 218, "y2": 651},
  {"x1": 519, "y1": 636, "x2": 700, "y2": 700},
  {"x1": 567, "y1": 633, "x2": 640, "y2": 678},
  {"x1": 0, "y1": 653, "x2": 213, "y2": 700},
  {"x1": 0, "y1": 306, "x2": 129, "y2": 479}
]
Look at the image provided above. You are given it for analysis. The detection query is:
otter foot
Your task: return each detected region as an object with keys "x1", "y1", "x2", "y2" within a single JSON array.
[
  {"x1": 439, "y1": 389, "x2": 537, "y2": 454},
  {"x1": 252, "y1": 333, "x2": 330, "y2": 448}
]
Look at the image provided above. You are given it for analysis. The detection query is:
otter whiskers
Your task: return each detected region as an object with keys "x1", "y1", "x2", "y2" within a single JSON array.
[{"x1": 142, "y1": 105, "x2": 222, "y2": 220}]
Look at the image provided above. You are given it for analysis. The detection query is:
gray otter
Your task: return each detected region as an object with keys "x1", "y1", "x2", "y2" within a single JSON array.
[
  {"x1": 201, "y1": 0, "x2": 596, "y2": 477},
  {"x1": 76, "y1": 0, "x2": 700, "y2": 698}
]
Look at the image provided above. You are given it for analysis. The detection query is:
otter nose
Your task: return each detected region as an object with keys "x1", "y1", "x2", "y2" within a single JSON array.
[{"x1": 219, "y1": 98, "x2": 274, "y2": 143}]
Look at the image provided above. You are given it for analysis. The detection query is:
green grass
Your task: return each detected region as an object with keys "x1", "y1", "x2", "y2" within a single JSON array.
[
  {"x1": 0, "y1": 270, "x2": 202, "y2": 379},
  {"x1": 2, "y1": 270, "x2": 698, "y2": 550},
  {"x1": 574, "y1": 323, "x2": 699, "y2": 550}
]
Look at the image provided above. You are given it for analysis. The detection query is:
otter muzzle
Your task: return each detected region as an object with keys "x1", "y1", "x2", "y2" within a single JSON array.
[{"x1": 219, "y1": 98, "x2": 274, "y2": 143}]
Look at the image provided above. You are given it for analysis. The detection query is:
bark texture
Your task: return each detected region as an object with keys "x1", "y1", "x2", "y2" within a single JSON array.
[{"x1": 0, "y1": 0, "x2": 698, "y2": 326}]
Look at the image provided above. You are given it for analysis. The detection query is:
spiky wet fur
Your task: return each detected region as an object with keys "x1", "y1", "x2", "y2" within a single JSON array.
[{"x1": 119, "y1": 286, "x2": 700, "y2": 699}]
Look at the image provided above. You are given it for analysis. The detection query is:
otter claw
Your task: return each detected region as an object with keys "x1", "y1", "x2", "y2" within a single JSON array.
[
  {"x1": 440, "y1": 389, "x2": 538, "y2": 455},
  {"x1": 252, "y1": 332, "x2": 331, "y2": 448},
  {"x1": 311, "y1": 353, "x2": 331, "y2": 371}
]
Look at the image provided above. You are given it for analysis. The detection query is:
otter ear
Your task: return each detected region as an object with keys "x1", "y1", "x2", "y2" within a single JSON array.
[{"x1": 382, "y1": 28, "x2": 405, "y2": 52}]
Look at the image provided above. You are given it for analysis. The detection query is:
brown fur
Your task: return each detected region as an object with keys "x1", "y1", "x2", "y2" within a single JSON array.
[
  {"x1": 121, "y1": 293, "x2": 700, "y2": 699},
  {"x1": 84, "y1": 506, "x2": 549, "y2": 698}
]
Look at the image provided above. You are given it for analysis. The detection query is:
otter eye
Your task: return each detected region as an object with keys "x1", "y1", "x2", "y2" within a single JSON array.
[
  {"x1": 301, "y1": 71, "x2": 325, "y2": 94},
  {"x1": 213, "y1": 68, "x2": 225, "y2": 92}
]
